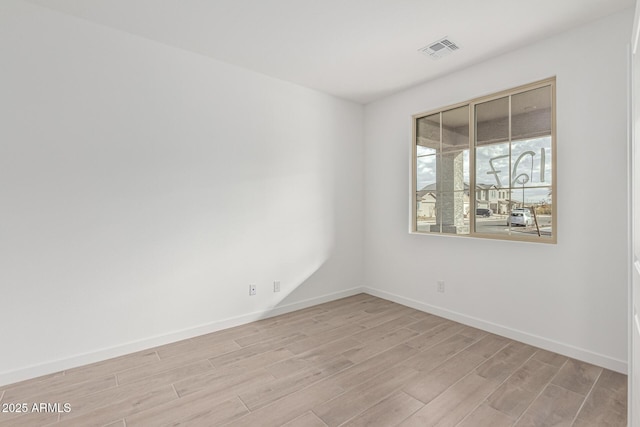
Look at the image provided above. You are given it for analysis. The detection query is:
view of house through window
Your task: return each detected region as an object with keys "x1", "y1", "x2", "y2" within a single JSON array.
[{"x1": 413, "y1": 79, "x2": 555, "y2": 242}]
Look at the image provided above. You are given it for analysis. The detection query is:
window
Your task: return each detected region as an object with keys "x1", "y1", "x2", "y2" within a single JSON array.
[{"x1": 412, "y1": 78, "x2": 555, "y2": 243}]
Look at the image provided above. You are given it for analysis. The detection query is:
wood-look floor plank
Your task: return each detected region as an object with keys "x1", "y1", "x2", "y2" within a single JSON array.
[
  {"x1": 209, "y1": 332, "x2": 306, "y2": 367},
  {"x1": 407, "y1": 310, "x2": 435, "y2": 320},
  {"x1": 515, "y1": 384, "x2": 584, "y2": 426},
  {"x1": 310, "y1": 297, "x2": 381, "y2": 323},
  {"x1": 317, "y1": 309, "x2": 375, "y2": 327},
  {"x1": 355, "y1": 305, "x2": 416, "y2": 329},
  {"x1": 0, "y1": 410, "x2": 59, "y2": 427},
  {"x1": 126, "y1": 393, "x2": 248, "y2": 426},
  {"x1": 54, "y1": 378, "x2": 177, "y2": 421},
  {"x1": 55, "y1": 384, "x2": 178, "y2": 427},
  {"x1": 318, "y1": 295, "x2": 393, "y2": 320},
  {"x1": 314, "y1": 365, "x2": 418, "y2": 427},
  {"x1": 281, "y1": 411, "x2": 327, "y2": 427},
  {"x1": 401, "y1": 333, "x2": 478, "y2": 372},
  {"x1": 402, "y1": 349, "x2": 486, "y2": 404},
  {"x1": 362, "y1": 299, "x2": 398, "y2": 314},
  {"x1": 119, "y1": 359, "x2": 214, "y2": 389},
  {"x1": 226, "y1": 379, "x2": 344, "y2": 427},
  {"x1": 239, "y1": 354, "x2": 353, "y2": 410},
  {"x1": 63, "y1": 350, "x2": 160, "y2": 384},
  {"x1": 0, "y1": 371, "x2": 64, "y2": 399},
  {"x1": 398, "y1": 373, "x2": 499, "y2": 427},
  {"x1": 323, "y1": 344, "x2": 418, "y2": 391},
  {"x1": 475, "y1": 341, "x2": 537, "y2": 383},
  {"x1": 285, "y1": 324, "x2": 366, "y2": 355},
  {"x1": 220, "y1": 347, "x2": 295, "y2": 372},
  {"x1": 465, "y1": 333, "x2": 511, "y2": 358},
  {"x1": 116, "y1": 356, "x2": 215, "y2": 385},
  {"x1": 1, "y1": 374, "x2": 116, "y2": 407},
  {"x1": 102, "y1": 420, "x2": 125, "y2": 427},
  {"x1": 172, "y1": 367, "x2": 275, "y2": 399},
  {"x1": 154, "y1": 335, "x2": 241, "y2": 360},
  {"x1": 532, "y1": 348, "x2": 568, "y2": 368},
  {"x1": 573, "y1": 369, "x2": 627, "y2": 426},
  {"x1": 457, "y1": 402, "x2": 516, "y2": 427},
  {"x1": 458, "y1": 325, "x2": 489, "y2": 341},
  {"x1": 486, "y1": 358, "x2": 560, "y2": 418},
  {"x1": 404, "y1": 321, "x2": 464, "y2": 351},
  {"x1": 0, "y1": 375, "x2": 116, "y2": 427},
  {"x1": 234, "y1": 318, "x2": 332, "y2": 348},
  {"x1": 340, "y1": 391, "x2": 423, "y2": 427},
  {"x1": 341, "y1": 328, "x2": 419, "y2": 364},
  {"x1": 406, "y1": 314, "x2": 451, "y2": 333},
  {"x1": 550, "y1": 359, "x2": 602, "y2": 395},
  {"x1": 351, "y1": 315, "x2": 418, "y2": 343},
  {"x1": 266, "y1": 337, "x2": 361, "y2": 379},
  {"x1": 156, "y1": 326, "x2": 260, "y2": 359}
]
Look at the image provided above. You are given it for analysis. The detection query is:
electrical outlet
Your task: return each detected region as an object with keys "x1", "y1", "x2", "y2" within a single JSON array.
[
  {"x1": 437, "y1": 281, "x2": 445, "y2": 293},
  {"x1": 249, "y1": 284, "x2": 256, "y2": 296},
  {"x1": 273, "y1": 281, "x2": 281, "y2": 292}
]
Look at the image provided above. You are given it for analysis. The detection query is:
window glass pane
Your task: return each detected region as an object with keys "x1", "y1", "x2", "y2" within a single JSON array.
[
  {"x1": 476, "y1": 96, "x2": 509, "y2": 145},
  {"x1": 416, "y1": 191, "x2": 439, "y2": 233},
  {"x1": 416, "y1": 113, "x2": 440, "y2": 151},
  {"x1": 438, "y1": 191, "x2": 470, "y2": 235},
  {"x1": 417, "y1": 145, "x2": 436, "y2": 157},
  {"x1": 508, "y1": 188, "x2": 553, "y2": 238},
  {"x1": 475, "y1": 203, "x2": 507, "y2": 235},
  {"x1": 442, "y1": 106, "x2": 469, "y2": 153},
  {"x1": 415, "y1": 108, "x2": 469, "y2": 236},
  {"x1": 462, "y1": 149, "x2": 470, "y2": 185},
  {"x1": 511, "y1": 86, "x2": 552, "y2": 140},
  {"x1": 412, "y1": 79, "x2": 554, "y2": 242},
  {"x1": 511, "y1": 136, "x2": 552, "y2": 188},
  {"x1": 439, "y1": 151, "x2": 468, "y2": 192},
  {"x1": 416, "y1": 155, "x2": 437, "y2": 191},
  {"x1": 475, "y1": 142, "x2": 509, "y2": 188}
]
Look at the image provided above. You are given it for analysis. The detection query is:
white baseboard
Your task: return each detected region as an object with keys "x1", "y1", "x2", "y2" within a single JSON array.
[
  {"x1": 362, "y1": 287, "x2": 628, "y2": 374},
  {"x1": 0, "y1": 286, "x2": 365, "y2": 387}
]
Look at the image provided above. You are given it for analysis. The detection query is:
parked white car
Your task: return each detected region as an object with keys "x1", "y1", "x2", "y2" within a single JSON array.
[{"x1": 508, "y1": 208, "x2": 533, "y2": 227}]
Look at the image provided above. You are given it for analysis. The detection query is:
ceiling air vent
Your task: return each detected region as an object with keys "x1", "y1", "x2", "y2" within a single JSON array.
[{"x1": 419, "y1": 37, "x2": 460, "y2": 60}]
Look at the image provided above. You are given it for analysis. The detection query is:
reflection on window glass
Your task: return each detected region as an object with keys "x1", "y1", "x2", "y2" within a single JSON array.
[
  {"x1": 508, "y1": 188, "x2": 553, "y2": 238},
  {"x1": 442, "y1": 106, "x2": 469, "y2": 153},
  {"x1": 416, "y1": 190, "x2": 440, "y2": 233},
  {"x1": 413, "y1": 79, "x2": 555, "y2": 242},
  {"x1": 475, "y1": 143, "x2": 509, "y2": 188},
  {"x1": 417, "y1": 155, "x2": 437, "y2": 190},
  {"x1": 511, "y1": 86, "x2": 552, "y2": 140},
  {"x1": 417, "y1": 145, "x2": 436, "y2": 157},
  {"x1": 476, "y1": 96, "x2": 508, "y2": 145},
  {"x1": 511, "y1": 137, "x2": 552, "y2": 188},
  {"x1": 416, "y1": 113, "x2": 440, "y2": 151},
  {"x1": 415, "y1": 104, "x2": 471, "y2": 235}
]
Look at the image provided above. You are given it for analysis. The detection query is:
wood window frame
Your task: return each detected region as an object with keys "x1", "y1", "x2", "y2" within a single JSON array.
[{"x1": 411, "y1": 78, "x2": 557, "y2": 244}]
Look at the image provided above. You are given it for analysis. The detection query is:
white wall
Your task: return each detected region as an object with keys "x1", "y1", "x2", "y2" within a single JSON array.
[
  {"x1": 0, "y1": 0, "x2": 363, "y2": 385},
  {"x1": 363, "y1": 10, "x2": 632, "y2": 373}
]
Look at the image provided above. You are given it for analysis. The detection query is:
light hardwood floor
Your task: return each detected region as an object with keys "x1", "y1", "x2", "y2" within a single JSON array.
[{"x1": 0, "y1": 294, "x2": 627, "y2": 426}]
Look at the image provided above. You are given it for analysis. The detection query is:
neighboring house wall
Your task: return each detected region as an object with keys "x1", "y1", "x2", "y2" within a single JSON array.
[
  {"x1": 364, "y1": 10, "x2": 632, "y2": 372},
  {"x1": 417, "y1": 193, "x2": 436, "y2": 218}
]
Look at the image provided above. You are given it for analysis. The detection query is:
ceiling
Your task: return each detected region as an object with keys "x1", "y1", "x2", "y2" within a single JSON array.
[{"x1": 23, "y1": 0, "x2": 633, "y2": 104}]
